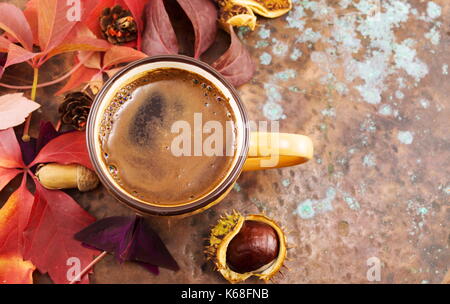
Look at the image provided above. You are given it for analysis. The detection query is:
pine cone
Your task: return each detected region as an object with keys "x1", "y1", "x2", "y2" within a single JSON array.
[
  {"x1": 100, "y1": 5, "x2": 137, "y2": 45},
  {"x1": 59, "y1": 92, "x2": 93, "y2": 131}
]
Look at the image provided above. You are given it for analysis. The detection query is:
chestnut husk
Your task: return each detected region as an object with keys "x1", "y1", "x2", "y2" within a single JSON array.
[
  {"x1": 206, "y1": 212, "x2": 287, "y2": 283},
  {"x1": 232, "y1": 0, "x2": 292, "y2": 18}
]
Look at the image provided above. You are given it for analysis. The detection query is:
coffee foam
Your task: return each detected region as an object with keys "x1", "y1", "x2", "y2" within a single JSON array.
[{"x1": 96, "y1": 67, "x2": 242, "y2": 206}]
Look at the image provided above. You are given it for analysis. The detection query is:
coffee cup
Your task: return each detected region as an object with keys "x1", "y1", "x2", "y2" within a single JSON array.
[{"x1": 86, "y1": 55, "x2": 313, "y2": 216}]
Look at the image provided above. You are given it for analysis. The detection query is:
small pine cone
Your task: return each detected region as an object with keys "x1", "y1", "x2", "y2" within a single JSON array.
[
  {"x1": 59, "y1": 92, "x2": 93, "y2": 131},
  {"x1": 100, "y1": 5, "x2": 137, "y2": 45}
]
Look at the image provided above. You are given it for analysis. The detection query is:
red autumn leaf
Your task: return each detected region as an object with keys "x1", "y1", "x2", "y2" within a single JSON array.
[
  {"x1": 45, "y1": 27, "x2": 110, "y2": 59},
  {"x1": 36, "y1": 0, "x2": 78, "y2": 53},
  {"x1": 176, "y1": 0, "x2": 217, "y2": 59},
  {"x1": 103, "y1": 45, "x2": 147, "y2": 68},
  {"x1": 55, "y1": 63, "x2": 99, "y2": 96},
  {"x1": 123, "y1": 0, "x2": 147, "y2": 50},
  {"x1": 29, "y1": 130, "x2": 94, "y2": 171},
  {"x1": 0, "y1": 128, "x2": 25, "y2": 169},
  {"x1": 142, "y1": 0, "x2": 179, "y2": 56},
  {"x1": 212, "y1": 26, "x2": 255, "y2": 87},
  {"x1": 56, "y1": 46, "x2": 147, "y2": 95},
  {"x1": 0, "y1": 168, "x2": 21, "y2": 192},
  {"x1": 0, "y1": 3, "x2": 33, "y2": 51},
  {"x1": 0, "y1": 177, "x2": 36, "y2": 284},
  {"x1": 1, "y1": 0, "x2": 108, "y2": 70},
  {"x1": 23, "y1": 182, "x2": 97, "y2": 284}
]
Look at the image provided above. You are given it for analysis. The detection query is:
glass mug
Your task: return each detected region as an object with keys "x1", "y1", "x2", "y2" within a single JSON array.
[{"x1": 86, "y1": 55, "x2": 313, "y2": 216}]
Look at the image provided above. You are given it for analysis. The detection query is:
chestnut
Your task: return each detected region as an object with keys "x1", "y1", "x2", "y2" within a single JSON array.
[
  {"x1": 207, "y1": 212, "x2": 287, "y2": 283},
  {"x1": 226, "y1": 220, "x2": 279, "y2": 273}
]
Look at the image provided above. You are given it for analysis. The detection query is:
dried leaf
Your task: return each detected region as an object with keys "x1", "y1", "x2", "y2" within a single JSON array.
[
  {"x1": 0, "y1": 93, "x2": 40, "y2": 130},
  {"x1": 23, "y1": 183, "x2": 97, "y2": 284},
  {"x1": 0, "y1": 178, "x2": 35, "y2": 284},
  {"x1": 29, "y1": 130, "x2": 93, "y2": 170},
  {"x1": 176, "y1": 0, "x2": 217, "y2": 59},
  {"x1": 0, "y1": 3, "x2": 33, "y2": 51},
  {"x1": 142, "y1": 0, "x2": 179, "y2": 56},
  {"x1": 75, "y1": 215, "x2": 180, "y2": 273},
  {"x1": 212, "y1": 26, "x2": 255, "y2": 87},
  {"x1": 0, "y1": 128, "x2": 25, "y2": 169}
]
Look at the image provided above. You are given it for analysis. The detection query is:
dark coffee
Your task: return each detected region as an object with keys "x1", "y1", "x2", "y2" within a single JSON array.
[{"x1": 99, "y1": 68, "x2": 237, "y2": 205}]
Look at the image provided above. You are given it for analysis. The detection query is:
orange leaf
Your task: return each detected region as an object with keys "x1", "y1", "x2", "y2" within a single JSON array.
[
  {"x1": 103, "y1": 46, "x2": 147, "y2": 69},
  {"x1": 37, "y1": 0, "x2": 78, "y2": 52},
  {"x1": 0, "y1": 3, "x2": 33, "y2": 51},
  {"x1": 0, "y1": 128, "x2": 25, "y2": 169},
  {"x1": 0, "y1": 178, "x2": 35, "y2": 284},
  {"x1": 0, "y1": 178, "x2": 34, "y2": 255},
  {"x1": 55, "y1": 64, "x2": 99, "y2": 96},
  {"x1": 45, "y1": 24, "x2": 110, "y2": 59},
  {"x1": 0, "y1": 254, "x2": 35, "y2": 284}
]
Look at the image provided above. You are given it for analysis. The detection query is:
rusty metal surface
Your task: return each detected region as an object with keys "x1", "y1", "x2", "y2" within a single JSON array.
[{"x1": 1, "y1": 0, "x2": 449, "y2": 284}]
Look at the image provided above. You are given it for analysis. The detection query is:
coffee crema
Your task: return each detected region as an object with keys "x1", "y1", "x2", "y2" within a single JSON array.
[{"x1": 99, "y1": 68, "x2": 237, "y2": 206}]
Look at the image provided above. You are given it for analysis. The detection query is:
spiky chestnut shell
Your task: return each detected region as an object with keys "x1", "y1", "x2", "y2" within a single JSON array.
[
  {"x1": 231, "y1": 0, "x2": 292, "y2": 18},
  {"x1": 206, "y1": 212, "x2": 287, "y2": 283},
  {"x1": 218, "y1": 1, "x2": 257, "y2": 31}
]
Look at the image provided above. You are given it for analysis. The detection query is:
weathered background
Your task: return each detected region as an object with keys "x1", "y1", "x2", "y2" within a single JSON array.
[{"x1": 1, "y1": 0, "x2": 449, "y2": 283}]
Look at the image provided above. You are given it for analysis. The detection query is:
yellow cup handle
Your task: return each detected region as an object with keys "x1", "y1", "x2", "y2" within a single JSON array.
[{"x1": 243, "y1": 132, "x2": 314, "y2": 171}]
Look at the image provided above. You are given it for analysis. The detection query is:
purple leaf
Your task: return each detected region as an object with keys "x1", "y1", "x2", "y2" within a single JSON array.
[
  {"x1": 128, "y1": 216, "x2": 179, "y2": 271},
  {"x1": 18, "y1": 121, "x2": 60, "y2": 166},
  {"x1": 18, "y1": 136, "x2": 36, "y2": 166},
  {"x1": 212, "y1": 26, "x2": 255, "y2": 87},
  {"x1": 142, "y1": 0, "x2": 179, "y2": 56},
  {"x1": 35, "y1": 121, "x2": 59, "y2": 153},
  {"x1": 137, "y1": 262, "x2": 160, "y2": 275},
  {"x1": 74, "y1": 215, "x2": 179, "y2": 273},
  {"x1": 176, "y1": 0, "x2": 217, "y2": 59}
]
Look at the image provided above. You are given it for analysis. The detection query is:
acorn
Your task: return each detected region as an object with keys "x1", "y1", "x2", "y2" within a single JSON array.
[
  {"x1": 206, "y1": 212, "x2": 287, "y2": 283},
  {"x1": 35, "y1": 163, "x2": 99, "y2": 192}
]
